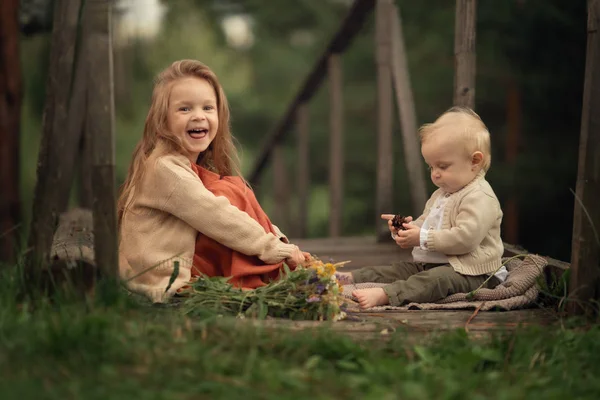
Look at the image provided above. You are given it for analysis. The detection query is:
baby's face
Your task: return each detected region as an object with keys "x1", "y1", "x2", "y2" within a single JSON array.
[{"x1": 421, "y1": 137, "x2": 480, "y2": 193}]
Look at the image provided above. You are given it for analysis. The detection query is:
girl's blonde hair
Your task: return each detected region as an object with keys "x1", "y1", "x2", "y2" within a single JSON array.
[
  {"x1": 117, "y1": 59, "x2": 241, "y2": 224},
  {"x1": 419, "y1": 106, "x2": 492, "y2": 172}
]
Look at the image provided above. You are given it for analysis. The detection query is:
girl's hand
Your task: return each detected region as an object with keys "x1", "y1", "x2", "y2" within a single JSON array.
[
  {"x1": 285, "y1": 246, "x2": 309, "y2": 269},
  {"x1": 394, "y1": 223, "x2": 420, "y2": 248},
  {"x1": 381, "y1": 214, "x2": 413, "y2": 235}
]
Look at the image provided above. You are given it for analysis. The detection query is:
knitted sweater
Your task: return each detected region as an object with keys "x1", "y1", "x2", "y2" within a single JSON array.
[
  {"x1": 119, "y1": 141, "x2": 296, "y2": 303},
  {"x1": 411, "y1": 171, "x2": 504, "y2": 276}
]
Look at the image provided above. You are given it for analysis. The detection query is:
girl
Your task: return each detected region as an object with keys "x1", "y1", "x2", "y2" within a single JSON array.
[{"x1": 118, "y1": 59, "x2": 307, "y2": 303}]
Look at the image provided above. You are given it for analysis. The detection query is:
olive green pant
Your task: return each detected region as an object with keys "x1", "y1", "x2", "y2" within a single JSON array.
[{"x1": 351, "y1": 262, "x2": 500, "y2": 306}]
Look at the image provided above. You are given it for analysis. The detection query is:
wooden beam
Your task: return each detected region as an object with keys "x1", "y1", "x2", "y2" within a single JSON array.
[
  {"x1": 390, "y1": 5, "x2": 428, "y2": 216},
  {"x1": 248, "y1": 0, "x2": 375, "y2": 185},
  {"x1": 296, "y1": 104, "x2": 310, "y2": 237},
  {"x1": 273, "y1": 143, "x2": 289, "y2": 233},
  {"x1": 26, "y1": 0, "x2": 83, "y2": 270},
  {"x1": 0, "y1": 0, "x2": 22, "y2": 264},
  {"x1": 568, "y1": 0, "x2": 600, "y2": 316},
  {"x1": 86, "y1": 0, "x2": 118, "y2": 280},
  {"x1": 328, "y1": 54, "x2": 344, "y2": 238},
  {"x1": 375, "y1": 0, "x2": 394, "y2": 240},
  {"x1": 453, "y1": 0, "x2": 477, "y2": 108}
]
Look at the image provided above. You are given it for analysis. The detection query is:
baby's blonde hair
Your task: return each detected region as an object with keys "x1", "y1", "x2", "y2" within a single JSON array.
[
  {"x1": 419, "y1": 106, "x2": 492, "y2": 172},
  {"x1": 117, "y1": 59, "x2": 241, "y2": 225}
]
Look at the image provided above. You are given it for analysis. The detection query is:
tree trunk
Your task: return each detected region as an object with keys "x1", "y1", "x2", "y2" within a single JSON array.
[
  {"x1": 0, "y1": 0, "x2": 22, "y2": 264},
  {"x1": 568, "y1": 0, "x2": 600, "y2": 316}
]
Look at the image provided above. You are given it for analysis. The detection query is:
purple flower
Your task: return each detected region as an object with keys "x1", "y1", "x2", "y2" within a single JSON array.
[
  {"x1": 307, "y1": 295, "x2": 321, "y2": 303},
  {"x1": 316, "y1": 284, "x2": 326, "y2": 294},
  {"x1": 308, "y1": 274, "x2": 320, "y2": 284}
]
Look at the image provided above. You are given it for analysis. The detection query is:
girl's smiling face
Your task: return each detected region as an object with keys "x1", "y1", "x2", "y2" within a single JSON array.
[
  {"x1": 167, "y1": 77, "x2": 219, "y2": 163},
  {"x1": 421, "y1": 135, "x2": 483, "y2": 193}
]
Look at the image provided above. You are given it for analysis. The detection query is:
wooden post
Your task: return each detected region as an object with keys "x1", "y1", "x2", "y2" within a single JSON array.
[
  {"x1": 328, "y1": 54, "x2": 344, "y2": 238},
  {"x1": 26, "y1": 0, "x2": 83, "y2": 270},
  {"x1": 273, "y1": 143, "x2": 290, "y2": 233},
  {"x1": 568, "y1": 0, "x2": 600, "y2": 316},
  {"x1": 454, "y1": 0, "x2": 477, "y2": 109},
  {"x1": 296, "y1": 104, "x2": 310, "y2": 238},
  {"x1": 375, "y1": 0, "x2": 394, "y2": 241},
  {"x1": 86, "y1": 0, "x2": 118, "y2": 280},
  {"x1": 0, "y1": 0, "x2": 22, "y2": 264},
  {"x1": 504, "y1": 78, "x2": 521, "y2": 245},
  {"x1": 70, "y1": 0, "x2": 93, "y2": 209},
  {"x1": 390, "y1": 5, "x2": 428, "y2": 216}
]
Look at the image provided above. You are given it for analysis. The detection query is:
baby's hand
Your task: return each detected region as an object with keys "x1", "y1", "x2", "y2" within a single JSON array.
[
  {"x1": 394, "y1": 223, "x2": 420, "y2": 249},
  {"x1": 381, "y1": 214, "x2": 413, "y2": 235}
]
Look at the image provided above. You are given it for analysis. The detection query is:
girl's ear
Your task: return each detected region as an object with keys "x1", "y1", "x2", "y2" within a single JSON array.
[{"x1": 471, "y1": 151, "x2": 484, "y2": 169}]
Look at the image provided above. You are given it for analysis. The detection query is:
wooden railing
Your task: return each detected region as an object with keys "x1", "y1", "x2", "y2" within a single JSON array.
[{"x1": 248, "y1": 0, "x2": 428, "y2": 240}]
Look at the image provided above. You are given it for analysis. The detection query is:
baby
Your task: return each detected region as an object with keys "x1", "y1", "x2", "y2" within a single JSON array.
[{"x1": 338, "y1": 106, "x2": 507, "y2": 309}]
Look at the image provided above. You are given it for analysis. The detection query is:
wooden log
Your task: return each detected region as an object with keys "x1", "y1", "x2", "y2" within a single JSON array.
[
  {"x1": 568, "y1": 0, "x2": 600, "y2": 316},
  {"x1": 389, "y1": 5, "x2": 428, "y2": 216},
  {"x1": 26, "y1": 0, "x2": 83, "y2": 270},
  {"x1": 0, "y1": 0, "x2": 22, "y2": 264},
  {"x1": 375, "y1": 0, "x2": 394, "y2": 241},
  {"x1": 328, "y1": 54, "x2": 344, "y2": 238},
  {"x1": 296, "y1": 104, "x2": 310, "y2": 237},
  {"x1": 453, "y1": 0, "x2": 477, "y2": 108},
  {"x1": 86, "y1": 0, "x2": 118, "y2": 280},
  {"x1": 47, "y1": 208, "x2": 97, "y2": 293}
]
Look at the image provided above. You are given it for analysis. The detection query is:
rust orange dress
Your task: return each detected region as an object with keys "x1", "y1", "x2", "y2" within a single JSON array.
[{"x1": 190, "y1": 163, "x2": 285, "y2": 289}]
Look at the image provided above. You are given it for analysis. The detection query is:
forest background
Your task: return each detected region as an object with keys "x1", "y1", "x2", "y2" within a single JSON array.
[{"x1": 17, "y1": 0, "x2": 586, "y2": 262}]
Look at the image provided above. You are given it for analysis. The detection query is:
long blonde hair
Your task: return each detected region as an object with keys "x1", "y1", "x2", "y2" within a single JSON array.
[{"x1": 117, "y1": 60, "x2": 242, "y2": 224}]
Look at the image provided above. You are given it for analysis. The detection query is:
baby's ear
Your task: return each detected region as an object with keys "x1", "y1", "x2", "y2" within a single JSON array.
[{"x1": 471, "y1": 151, "x2": 484, "y2": 167}]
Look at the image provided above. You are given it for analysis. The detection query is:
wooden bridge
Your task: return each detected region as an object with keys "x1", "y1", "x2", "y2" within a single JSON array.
[{"x1": 3, "y1": 0, "x2": 599, "y2": 328}]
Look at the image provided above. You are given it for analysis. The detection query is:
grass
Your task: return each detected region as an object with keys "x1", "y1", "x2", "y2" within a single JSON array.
[{"x1": 1, "y1": 264, "x2": 600, "y2": 399}]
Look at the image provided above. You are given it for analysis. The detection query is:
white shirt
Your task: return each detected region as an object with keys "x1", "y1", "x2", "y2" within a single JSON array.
[{"x1": 410, "y1": 191, "x2": 508, "y2": 283}]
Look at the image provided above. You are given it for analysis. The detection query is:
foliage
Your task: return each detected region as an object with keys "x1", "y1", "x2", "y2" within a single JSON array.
[
  {"x1": 1, "y1": 263, "x2": 600, "y2": 399},
  {"x1": 181, "y1": 258, "x2": 348, "y2": 321}
]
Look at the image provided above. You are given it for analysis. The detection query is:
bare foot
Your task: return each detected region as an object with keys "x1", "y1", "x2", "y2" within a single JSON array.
[
  {"x1": 335, "y1": 272, "x2": 354, "y2": 285},
  {"x1": 352, "y1": 288, "x2": 390, "y2": 310}
]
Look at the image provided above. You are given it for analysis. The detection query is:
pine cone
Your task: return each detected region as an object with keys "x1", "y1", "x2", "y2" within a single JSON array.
[{"x1": 391, "y1": 214, "x2": 408, "y2": 231}]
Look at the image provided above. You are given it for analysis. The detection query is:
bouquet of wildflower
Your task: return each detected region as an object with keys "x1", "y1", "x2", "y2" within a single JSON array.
[{"x1": 179, "y1": 257, "x2": 349, "y2": 321}]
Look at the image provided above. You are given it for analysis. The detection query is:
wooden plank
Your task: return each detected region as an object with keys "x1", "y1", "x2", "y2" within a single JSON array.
[
  {"x1": 26, "y1": 0, "x2": 83, "y2": 270},
  {"x1": 453, "y1": 0, "x2": 477, "y2": 108},
  {"x1": 248, "y1": 0, "x2": 376, "y2": 185},
  {"x1": 273, "y1": 143, "x2": 289, "y2": 233},
  {"x1": 86, "y1": 0, "x2": 118, "y2": 280},
  {"x1": 375, "y1": 0, "x2": 394, "y2": 241},
  {"x1": 569, "y1": 0, "x2": 600, "y2": 315},
  {"x1": 292, "y1": 235, "x2": 412, "y2": 269},
  {"x1": 230, "y1": 308, "x2": 556, "y2": 341},
  {"x1": 296, "y1": 104, "x2": 310, "y2": 237},
  {"x1": 0, "y1": 0, "x2": 22, "y2": 264},
  {"x1": 328, "y1": 54, "x2": 343, "y2": 238},
  {"x1": 389, "y1": 5, "x2": 428, "y2": 217}
]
